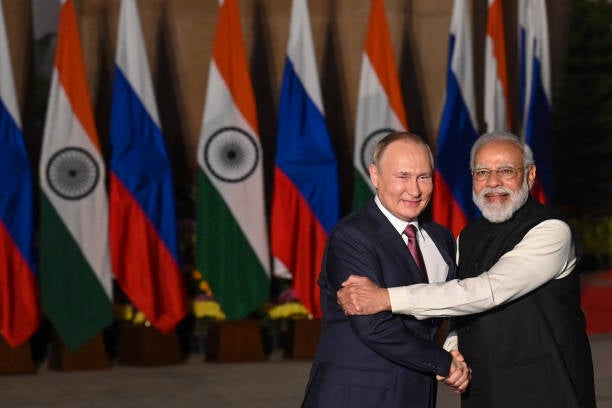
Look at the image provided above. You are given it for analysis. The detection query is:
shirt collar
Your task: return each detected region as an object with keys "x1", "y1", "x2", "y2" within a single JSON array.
[{"x1": 374, "y1": 195, "x2": 421, "y2": 237}]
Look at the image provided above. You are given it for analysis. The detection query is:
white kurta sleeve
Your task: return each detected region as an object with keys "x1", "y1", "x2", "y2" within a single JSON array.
[
  {"x1": 389, "y1": 219, "x2": 576, "y2": 319},
  {"x1": 442, "y1": 331, "x2": 458, "y2": 352}
]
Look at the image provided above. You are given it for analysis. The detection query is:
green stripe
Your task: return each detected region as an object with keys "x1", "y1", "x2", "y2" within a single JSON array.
[
  {"x1": 352, "y1": 169, "x2": 375, "y2": 211},
  {"x1": 40, "y1": 193, "x2": 112, "y2": 351},
  {"x1": 195, "y1": 170, "x2": 269, "y2": 320}
]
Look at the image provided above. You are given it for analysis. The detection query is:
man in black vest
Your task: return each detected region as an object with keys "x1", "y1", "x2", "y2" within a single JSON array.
[{"x1": 337, "y1": 132, "x2": 596, "y2": 407}]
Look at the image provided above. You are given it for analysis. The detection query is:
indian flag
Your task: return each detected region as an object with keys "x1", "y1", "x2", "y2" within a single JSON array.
[
  {"x1": 484, "y1": 0, "x2": 511, "y2": 131},
  {"x1": 39, "y1": 0, "x2": 113, "y2": 351},
  {"x1": 352, "y1": 0, "x2": 408, "y2": 210},
  {"x1": 196, "y1": 0, "x2": 270, "y2": 320}
]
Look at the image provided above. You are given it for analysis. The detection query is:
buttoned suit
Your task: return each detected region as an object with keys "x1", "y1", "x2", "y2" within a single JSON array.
[{"x1": 302, "y1": 199, "x2": 457, "y2": 408}]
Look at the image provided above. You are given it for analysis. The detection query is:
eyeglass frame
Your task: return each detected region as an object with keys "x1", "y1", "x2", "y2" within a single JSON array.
[{"x1": 471, "y1": 165, "x2": 532, "y2": 181}]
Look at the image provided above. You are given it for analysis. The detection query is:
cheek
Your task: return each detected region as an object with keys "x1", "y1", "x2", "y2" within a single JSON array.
[
  {"x1": 420, "y1": 182, "x2": 434, "y2": 196},
  {"x1": 382, "y1": 180, "x2": 402, "y2": 194},
  {"x1": 473, "y1": 181, "x2": 485, "y2": 194},
  {"x1": 505, "y1": 179, "x2": 523, "y2": 192}
]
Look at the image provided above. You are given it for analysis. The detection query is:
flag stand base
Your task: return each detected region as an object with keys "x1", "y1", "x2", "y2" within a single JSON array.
[
  {"x1": 116, "y1": 323, "x2": 183, "y2": 366},
  {"x1": 205, "y1": 319, "x2": 265, "y2": 362},
  {"x1": 48, "y1": 334, "x2": 110, "y2": 371},
  {"x1": 283, "y1": 318, "x2": 321, "y2": 360},
  {"x1": 0, "y1": 337, "x2": 36, "y2": 375}
]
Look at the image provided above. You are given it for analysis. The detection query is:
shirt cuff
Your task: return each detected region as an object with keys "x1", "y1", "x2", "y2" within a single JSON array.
[
  {"x1": 442, "y1": 331, "x2": 458, "y2": 352},
  {"x1": 389, "y1": 286, "x2": 413, "y2": 314}
]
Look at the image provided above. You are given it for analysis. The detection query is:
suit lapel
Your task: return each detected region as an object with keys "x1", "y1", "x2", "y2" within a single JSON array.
[{"x1": 365, "y1": 201, "x2": 428, "y2": 284}]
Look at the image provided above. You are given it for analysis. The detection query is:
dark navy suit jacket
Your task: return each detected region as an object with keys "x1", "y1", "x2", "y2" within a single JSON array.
[{"x1": 302, "y1": 200, "x2": 457, "y2": 408}]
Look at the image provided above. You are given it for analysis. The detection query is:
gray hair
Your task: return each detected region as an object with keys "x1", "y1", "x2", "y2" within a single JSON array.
[
  {"x1": 372, "y1": 132, "x2": 434, "y2": 169},
  {"x1": 469, "y1": 131, "x2": 535, "y2": 170}
]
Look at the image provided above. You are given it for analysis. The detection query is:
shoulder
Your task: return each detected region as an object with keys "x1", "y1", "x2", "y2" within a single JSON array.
[
  {"x1": 526, "y1": 219, "x2": 572, "y2": 242},
  {"x1": 421, "y1": 219, "x2": 454, "y2": 242},
  {"x1": 329, "y1": 202, "x2": 379, "y2": 240}
]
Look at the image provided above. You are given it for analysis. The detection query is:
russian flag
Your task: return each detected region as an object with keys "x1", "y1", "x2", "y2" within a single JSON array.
[
  {"x1": 110, "y1": 0, "x2": 187, "y2": 333},
  {"x1": 484, "y1": 0, "x2": 511, "y2": 131},
  {"x1": 519, "y1": 0, "x2": 553, "y2": 204},
  {"x1": 270, "y1": 0, "x2": 339, "y2": 318},
  {"x1": 352, "y1": 0, "x2": 408, "y2": 211},
  {"x1": 432, "y1": 0, "x2": 479, "y2": 237},
  {"x1": 0, "y1": 3, "x2": 40, "y2": 347}
]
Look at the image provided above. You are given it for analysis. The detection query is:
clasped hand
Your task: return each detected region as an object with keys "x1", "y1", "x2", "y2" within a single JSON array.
[{"x1": 437, "y1": 350, "x2": 471, "y2": 394}]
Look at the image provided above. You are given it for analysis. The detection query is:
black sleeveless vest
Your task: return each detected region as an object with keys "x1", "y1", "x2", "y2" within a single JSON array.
[{"x1": 455, "y1": 197, "x2": 595, "y2": 408}]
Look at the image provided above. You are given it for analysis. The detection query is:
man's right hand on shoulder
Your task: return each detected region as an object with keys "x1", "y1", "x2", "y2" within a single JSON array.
[{"x1": 337, "y1": 275, "x2": 391, "y2": 315}]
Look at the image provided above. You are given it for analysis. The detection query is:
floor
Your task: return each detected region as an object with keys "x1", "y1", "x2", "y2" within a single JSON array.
[{"x1": 1, "y1": 333, "x2": 611, "y2": 407}]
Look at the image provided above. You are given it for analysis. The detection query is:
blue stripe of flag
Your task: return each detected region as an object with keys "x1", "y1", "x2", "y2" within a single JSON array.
[
  {"x1": 524, "y1": 57, "x2": 554, "y2": 201},
  {"x1": 0, "y1": 99, "x2": 35, "y2": 273},
  {"x1": 436, "y1": 35, "x2": 480, "y2": 221},
  {"x1": 519, "y1": 27, "x2": 527, "y2": 124},
  {"x1": 276, "y1": 58, "x2": 339, "y2": 233},
  {"x1": 110, "y1": 66, "x2": 179, "y2": 259}
]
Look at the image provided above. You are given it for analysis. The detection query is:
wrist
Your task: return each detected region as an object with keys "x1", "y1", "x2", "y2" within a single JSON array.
[{"x1": 383, "y1": 288, "x2": 391, "y2": 311}]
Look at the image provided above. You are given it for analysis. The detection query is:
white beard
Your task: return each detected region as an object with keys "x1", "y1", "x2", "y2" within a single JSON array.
[{"x1": 473, "y1": 178, "x2": 530, "y2": 223}]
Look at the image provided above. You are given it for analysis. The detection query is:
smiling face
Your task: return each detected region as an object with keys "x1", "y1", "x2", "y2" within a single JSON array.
[
  {"x1": 472, "y1": 140, "x2": 536, "y2": 223},
  {"x1": 369, "y1": 139, "x2": 433, "y2": 222}
]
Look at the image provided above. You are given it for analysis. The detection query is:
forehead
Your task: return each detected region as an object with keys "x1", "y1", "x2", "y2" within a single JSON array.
[
  {"x1": 381, "y1": 140, "x2": 429, "y2": 162},
  {"x1": 474, "y1": 140, "x2": 523, "y2": 165}
]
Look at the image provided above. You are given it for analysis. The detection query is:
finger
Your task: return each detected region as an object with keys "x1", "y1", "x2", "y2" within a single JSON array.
[
  {"x1": 445, "y1": 366, "x2": 468, "y2": 387},
  {"x1": 450, "y1": 349, "x2": 465, "y2": 362},
  {"x1": 344, "y1": 275, "x2": 369, "y2": 286},
  {"x1": 453, "y1": 375, "x2": 470, "y2": 393},
  {"x1": 342, "y1": 275, "x2": 359, "y2": 286}
]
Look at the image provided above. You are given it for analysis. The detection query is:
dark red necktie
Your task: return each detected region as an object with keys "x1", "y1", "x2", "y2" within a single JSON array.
[{"x1": 404, "y1": 224, "x2": 428, "y2": 282}]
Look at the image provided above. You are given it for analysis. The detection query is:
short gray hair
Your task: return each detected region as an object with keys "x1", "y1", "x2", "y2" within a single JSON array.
[
  {"x1": 372, "y1": 132, "x2": 434, "y2": 169},
  {"x1": 470, "y1": 131, "x2": 535, "y2": 170}
]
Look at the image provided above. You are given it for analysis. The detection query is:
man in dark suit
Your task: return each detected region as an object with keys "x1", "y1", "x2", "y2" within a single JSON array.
[{"x1": 301, "y1": 132, "x2": 470, "y2": 408}]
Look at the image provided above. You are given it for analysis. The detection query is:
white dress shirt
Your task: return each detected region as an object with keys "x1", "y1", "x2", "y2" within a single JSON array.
[
  {"x1": 374, "y1": 196, "x2": 448, "y2": 283},
  {"x1": 387, "y1": 218, "x2": 576, "y2": 350}
]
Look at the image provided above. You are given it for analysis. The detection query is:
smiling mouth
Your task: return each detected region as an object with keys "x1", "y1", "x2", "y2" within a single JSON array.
[
  {"x1": 402, "y1": 199, "x2": 421, "y2": 205},
  {"x1": 484, "y1": 193, "x2": 509, "y2": 203}
]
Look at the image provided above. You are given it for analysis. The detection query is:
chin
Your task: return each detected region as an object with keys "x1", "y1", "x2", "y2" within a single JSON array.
[
  {"x1": 473, "y1": 181, "x2": 530, "y2": 223},
  {"x1": 480, "y1": 204, "x2": 515, "y2": 223}
]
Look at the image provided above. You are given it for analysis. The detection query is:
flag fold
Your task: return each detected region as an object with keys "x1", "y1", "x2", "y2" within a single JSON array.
[
  {"x1": 39, "y1": 0, "x2": 112, "y2": 350},
  {"x1": 110, "y1": 0, "x2": 187, "y2": 334},
  {"x1": 0, "y1": 2, "x2": 40, "y2": 347},
  {"x1": 196, "y1": 0, "x2": 270, "y2": 320},
  {"x1": 519, "y1": 0, "x2": 553, "y2": 204},
  {"x1": 433, "y1": 0, "x2": 480, "y2": 237},
  {"x1": 352, "y1": 0, "x2": 408, "y2": 210},
  {"x1": 271, "y1": 0, "x2": 339, "y2": 318}
]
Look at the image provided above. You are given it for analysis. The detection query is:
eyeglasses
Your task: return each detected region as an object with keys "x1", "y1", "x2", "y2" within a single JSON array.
[{"x1": 471, "y1": 166, "x2": 528, "y2": 181}]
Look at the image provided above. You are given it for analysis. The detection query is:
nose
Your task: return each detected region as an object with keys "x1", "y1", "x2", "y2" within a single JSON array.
[
  {"x1": 406, "y1": 177, "x2": 421, "y2": 196},
  {"x1": 485, "y1": 171, "x2": 503, "y2": 187}
]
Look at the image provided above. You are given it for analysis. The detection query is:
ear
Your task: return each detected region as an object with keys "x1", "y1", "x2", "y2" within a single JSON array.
[
  {"x1": 369, "y1": 163, "x2": 379, "y2": 189},
  {"x1": 527, "y1": 164, "x2": 537, "y2": 189}
]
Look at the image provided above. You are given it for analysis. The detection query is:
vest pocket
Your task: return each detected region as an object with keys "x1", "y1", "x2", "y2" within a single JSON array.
[{"x1": 497, "y1": 356, "x2": 561, "y2": 407}]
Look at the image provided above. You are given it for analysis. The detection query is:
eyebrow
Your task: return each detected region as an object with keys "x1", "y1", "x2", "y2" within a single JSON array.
[
  {"x1": 473, "y1": 163, "x2": 518, "y2": 169},
  {"x1": 394, "y1": 171, "x2": 432, "y2": 176}
]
